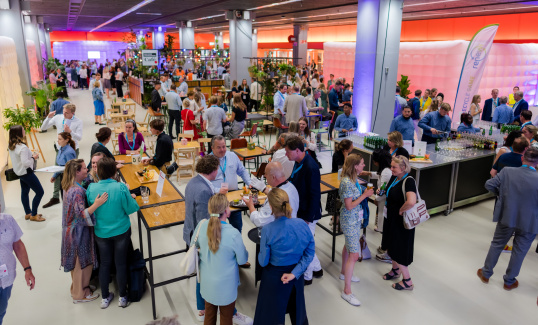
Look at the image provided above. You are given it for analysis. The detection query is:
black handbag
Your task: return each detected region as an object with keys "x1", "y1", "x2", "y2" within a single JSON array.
[{"x1": 4, "y1": 168, "x2": 19, "y2": 181}]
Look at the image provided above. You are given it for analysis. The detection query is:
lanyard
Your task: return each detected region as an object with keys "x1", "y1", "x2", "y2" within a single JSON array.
[
  {"x1": 290, "y1": 163, "x2": 303, "y2": 179},
  {"x1": 421, "y1": 98, "x2": 426, "y2": 108},
  {"x1": 62, "y1": 116, "x2": 74, "y2": 130},
  {"x1": 522, "y1": 164, "x2": 537, "y2": 171},
  {"x1": 386, "y1": 174, "x2": 408, "y2": 199},
  {"x1": 219, "y1": 156, "x2": 227, "y2": 182},
  {"x1": 521, "y1": 122, "x2": 531, "y2": 129},
  {"x1": 391, "y1": 148, "x2": 398, "y2": 157},
  {"x1": 278, "y1": 91, "x2": 285, "y2": 100},
  {"x1": 98, "y1": 142, "x2": 106, "y2": 148},
  {"x1": 75, "y1": 182, "x2": 83, "y2": 188},
  {"x1": 125, "y1": 133, "x2": 137, "y2": 151},
  {"x1": 355, "y1": 180, "x2": 363, "y2": 195}
]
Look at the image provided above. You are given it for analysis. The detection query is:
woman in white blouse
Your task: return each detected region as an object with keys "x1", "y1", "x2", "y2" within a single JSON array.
[
  {"x1": 362, "y1": 149, "x2": 393, "y2": 232},
  {"x1": 7, "y1": 126, "x2": 45, "y2": 222},
  {"x1": 297, "y1": 117, "x2": 317, "y2": 152}
]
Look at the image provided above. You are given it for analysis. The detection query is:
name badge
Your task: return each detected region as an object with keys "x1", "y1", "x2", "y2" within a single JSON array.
[{"x1": 0, "y1": 264, "x2": 8, "y2": 279}]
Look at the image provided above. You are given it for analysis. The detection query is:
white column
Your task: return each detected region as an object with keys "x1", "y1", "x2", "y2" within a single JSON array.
[
  {"x1": 229, "y1": 11, "x2": 252, "y2": 84},
  {"x1": 36, "y1": 17, "x2": 48, "y2": 61},
  {"x1": 0, "y1": 0, "x2": 32, "y2": 106},
  {"x1": 179, "y1": 23, "x2": 195, "y2": 71},
  {"x1": 44, "y1": 24, "x2": 52, "y2": 59},
  {"x1": 293, "y1": 24, "x2": 307, "y2": 66},
  {"x1": 214, "y1": 32, "x2": 224, "y2": 50},
  {"x1": 25, "y1": 15, "x2": 44, "y2": 80},
  {"x1": 152, "y1": 26, "x2": 165, "y2": 49},
  {"x1": 252, "y1": 28, "x2": 258, "y2": 57},
  {"x1": 352, "y1": 0, "x2": 403, "y2": 134}
]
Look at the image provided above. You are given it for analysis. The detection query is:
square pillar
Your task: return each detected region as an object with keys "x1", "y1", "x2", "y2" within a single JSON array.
[
  {"x1": 293, "y1": 24, "x2": 307, "y2": 66},
  {"x1": 229, "y1": 11, "x2": 252, "y2": 85},
  {"x1": 252, "y1": 28, "x2": 258, "y2": 57},
  {"x1": 25, "y1": 15, "x2": 44, "y2": 81}
]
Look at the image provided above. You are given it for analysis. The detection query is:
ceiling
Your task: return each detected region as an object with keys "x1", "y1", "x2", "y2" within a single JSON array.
[{"x1": 24, "y1": 0, "x2": 538, "y2": 33}]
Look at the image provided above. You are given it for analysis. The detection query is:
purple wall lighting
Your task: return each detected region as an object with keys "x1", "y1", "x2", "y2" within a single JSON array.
[
  {"x1": 353, "y1": 0, "x2": 380, "y2": 133},
  {"x1": 53, "y1": 41, "x2": 126, "y2": 63}
]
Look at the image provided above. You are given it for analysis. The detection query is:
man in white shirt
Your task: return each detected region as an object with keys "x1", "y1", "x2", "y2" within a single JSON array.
[
  {"x1": 247, "y1": 162, "x2": 299, "y2": 227},
  {"x1": 164, "y1": 84, "x2": 183, "y2": 139},
  {"x1": 217, "y1": 63, "x2": 226, "y2": 78},
  {"x1": 266, "y1": 133, "x2": 295, "y2": 179},
  {"x1": 178, "y1": 76, "x2": 188, "y2": 98},
  {"x1": 250, "y1": 77, "x2": 262, "y2": 111},
  {"x1": 159, "y1": 75, "x2": 170, "y2": 97},
  {"x1": 41, "y1": 103, "x2": 83, "y2": 156},
  {"x1": 273, "y1": 83, "x2": 288, "y2": 124},
  {"x1": 222, "y1": 69, "x2": 231, "y2": 89}
]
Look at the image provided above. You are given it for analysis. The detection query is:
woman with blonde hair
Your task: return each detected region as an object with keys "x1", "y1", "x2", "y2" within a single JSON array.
[
  {"x1": 253, "y1": 188, "x2": 315, "y2": 325},
  {"x1": 92, "y1": 80, "x2": 105, "y2": 125},
  {"x1": 193, "y1": 193, "x2": 249, "y2": 325},
  {"x1": 470, "y1": 94, "x2": 483, "y2": 125},
  {"x1": 102, "y1": 66, "x2": 112, "y2": 99},
  {"x1": 338, "y1": 154, "x2": 374, "y2": 306},
  {"x1": 384, "y1": 131, "x2": 410, "y2": 159},
  {"x1": 225, "y1": 93, "x2": 247, "y2": 139},
  {"x1": 60, "y1": 159, "x2": 108, "y2": 303}
]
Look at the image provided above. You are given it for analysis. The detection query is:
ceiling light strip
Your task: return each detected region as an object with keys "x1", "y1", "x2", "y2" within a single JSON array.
[
  {"x1": 66, "y1": 0, "x2": 86, "y2": 31},
  {"x1": 405, "y1": 5, "x2": 538, "y2": 19},
  {"x1": 247, "y1": 0, "x2": 302, "y2": 11},
  {"x1": 404, "y1": 0, "x2": 459, "y2": 8},
  {"x1": 90, "y1": 0, "x2": 155, "y2": 32}
]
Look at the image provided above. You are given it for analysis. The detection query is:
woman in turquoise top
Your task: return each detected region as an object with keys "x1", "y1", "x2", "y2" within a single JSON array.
[
  {"x1": 193, "y1": 193, "x2": 248, "y2": 325},
  {"x1": 86, "y1": 157, "x2": 139, "y2": 309},
  {"x1": 338, "y1": 154, "x2": 374, "y2": 306}
]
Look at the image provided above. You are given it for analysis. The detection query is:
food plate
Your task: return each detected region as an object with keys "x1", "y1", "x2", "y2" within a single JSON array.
[
  {"x1": 410, "y1": 158, "x2": 433, "y2": 164},
  {"x1": 135, "y1": 170, "x2": 159, "y2": 183},
  {"x1": 230, "y1": 200, "x2": 247, "y2": 208}
]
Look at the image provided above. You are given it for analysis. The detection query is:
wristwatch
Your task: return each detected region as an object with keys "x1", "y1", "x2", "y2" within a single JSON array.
[{"x1": 24, "y1": 266, "x2": 32, "y2": 271}]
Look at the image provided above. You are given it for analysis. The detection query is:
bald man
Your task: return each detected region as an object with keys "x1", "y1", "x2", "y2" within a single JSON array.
[{"x1": 245, "y1": 162, "x2": 300, "y2": 227}]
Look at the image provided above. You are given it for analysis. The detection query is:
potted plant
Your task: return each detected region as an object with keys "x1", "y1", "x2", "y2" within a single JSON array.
[
  {"x1": 397, "y1": 75, "x2": 411, "y2": 99},
  {"x1": 26, "y1": 83, "x2": 64, "y2": 118},
  {"x1": 2, "y1": 106, "x2": 42, "y2": 132},
  {"x1": 248, "y1": 65, "x2": 259, "y2": 78}
]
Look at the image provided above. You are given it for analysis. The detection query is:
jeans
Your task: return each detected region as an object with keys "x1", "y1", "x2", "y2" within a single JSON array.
[
  {"x1": 19, "y1": 172, "x2": 44, "y2": 216},
  {"x1": 0, "y1": 285, "x2": 12, "y2": 325},
  {"x1": 80, "y1": 78, "x2": 87, "y2": 89},
  {"x1": 228, "y1": 211, "x2": 243, "y2": 233},
  {"x1": 116, "y1": 81, "x2": 124, "y2": 98},
  {"x1": 168, "y1": 110, "x2": 181, "y2": 137},
  {"x1": 95, "y1": 228, "x2": 131, "y2": 298}
]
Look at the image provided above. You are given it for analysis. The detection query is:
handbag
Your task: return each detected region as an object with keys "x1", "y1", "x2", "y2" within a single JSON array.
[
  {"x1": 4, "y1": 169, "x2": 19, "y2": 181},
  {"x1": 401, "y1": 176, "x2": 430, "y2": 229},
  {"x1": 358, "y1": 234, "x2": 371, "y2": 261},
  {"x1": 179, "y1": 219, "x2": 207, "y2": 282}
]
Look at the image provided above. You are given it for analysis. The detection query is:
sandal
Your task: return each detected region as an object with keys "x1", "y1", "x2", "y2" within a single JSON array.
[
  {"x1": 383, "y1": 268, "x2": 400, "y2": 280},
  {"x1": 393, "y1": 278, "x2": 414, "y2": 291}
]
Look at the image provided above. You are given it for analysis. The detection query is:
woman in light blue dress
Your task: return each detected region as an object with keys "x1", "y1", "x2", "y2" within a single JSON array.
[
  {"x1": 92, "y1": 80, "x2": 105, "y2": 125},
  {"x1": 338, "y1": 153, "x2": 374, "y2": 306}
]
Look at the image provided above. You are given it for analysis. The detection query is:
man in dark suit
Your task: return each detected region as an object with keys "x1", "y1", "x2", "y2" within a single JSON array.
[
  {"x1": 481, "y1": 89, "x2": 499, "y2": 122},
  {"x1": 150, "y1": 83, "x2": 162, "y2": 112},
  {"x1": 512, "y1": 91, "x2": 529, "y2": 124}
]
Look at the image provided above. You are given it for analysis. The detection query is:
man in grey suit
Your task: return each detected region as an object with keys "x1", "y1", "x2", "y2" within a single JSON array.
[
  {"x1": 183, "y1": 155, "x2": 220, "y2": 245},
  {"x1": 283, "y1": 85, "x2": 308, "y2": 125},
  {"x1": 478, "y1": 147, "x2": 538, "y2": 291}
]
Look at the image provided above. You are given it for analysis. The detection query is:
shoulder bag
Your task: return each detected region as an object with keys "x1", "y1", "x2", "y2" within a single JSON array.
[
  {"x1": 179, "y1": 219, "x2": 207, "y2": 282},
  {"x1": 401, "y1": 176, "x2": 430, "y2": 229}
]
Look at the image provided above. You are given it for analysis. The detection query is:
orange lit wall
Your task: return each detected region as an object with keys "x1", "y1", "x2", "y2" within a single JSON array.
[{"x1": 50, "y1": 31, "x2": 129, "y2": 42}]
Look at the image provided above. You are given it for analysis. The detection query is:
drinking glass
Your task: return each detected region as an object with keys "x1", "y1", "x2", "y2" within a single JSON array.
[{"x1": 141, "y1": 186, "x2": 150, "y2": 204}]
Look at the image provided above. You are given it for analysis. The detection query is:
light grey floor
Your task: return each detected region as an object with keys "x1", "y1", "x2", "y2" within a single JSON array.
[{"x1": 2, "y1": 88, "x2": 538, "y2": 325}]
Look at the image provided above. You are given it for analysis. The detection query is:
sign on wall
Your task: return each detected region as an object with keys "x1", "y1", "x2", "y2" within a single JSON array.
[{"x1": 142, "y1": 49, "x2": 159, "y2": 66}]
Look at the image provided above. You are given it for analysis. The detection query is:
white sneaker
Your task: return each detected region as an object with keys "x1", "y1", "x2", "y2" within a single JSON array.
[
  {"x1": 73, "y1": 292, "x2": 99, "y2": 304},
  {"x1": 233, "y1": 311, "x2": 254, "y2": 325},
  {"x1": 100, "y1": 292, "x2": 115, "y2": 309},
  {"x1": 118, "y1": 296, "x2": 130, "y2": 308},
  {"x1": 341, "y1": 291, "x2": 361, "y2": 306},
  {"x1": 196, "y1": 311, "x2": 205, "y2": 322},
  {"x1": 339, "y1": 274, "x2": 360, "y2": 282}
]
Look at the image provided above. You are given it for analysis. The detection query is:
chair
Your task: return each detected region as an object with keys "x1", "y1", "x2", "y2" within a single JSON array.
[
  {"x1": 273, "y1": 117, "x2": 289, "y2": 137},
  {"x1": 175, "y1": 147, "x2": 196, "y2": 181},
  {"x1": 144, "y1": 107, "x2": 165, "y2": 124},
  {"x1": 311, "y1": 119, "x2": 332, "y2": 153},
  {"x1": 197, "y1": 138, "x2": 212, "y2": 154},
  {"x1": 176, "y1": 133, "x2": 194, "y2": 142},
  {"x1": 239, "y1": 121, "x2": 260, "y2": 143},
  {"x1": 111, "y1": 138, "x2": 119, "y2": 155},
  {"x1": 230, "y1": 138, "x2": 256, "y2": 171},
  {"x1": 251, "y1": 162, "x2": 268, "y2": 178}
]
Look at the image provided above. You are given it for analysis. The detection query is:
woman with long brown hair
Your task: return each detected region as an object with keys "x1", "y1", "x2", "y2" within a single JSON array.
[
  {"x1": 470, "y1": 94, "x2": 483, "y2": 125},
  {"x1": 225, "y1": 93, "x2": 247, "y2": 139},
  {"x1": 7, "y1": 125, "x2": 45, "y2": 221},
  {"x1": 60, "y1": 159, "x2": 108, "y2": 303},
  {"x1": 193, "y1": 193, "x2": 249, "y2": 325}
]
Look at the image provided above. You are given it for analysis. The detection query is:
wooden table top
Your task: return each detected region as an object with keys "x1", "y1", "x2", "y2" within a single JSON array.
[
  {"x1": 111, "y1": 98, "x2": 135, "y2": 106},
  {"x1": 227, "y1": 189, "x2": 266, "y2": 211},
  {"x1": 140, "y1": 201, "x2": 186, "y2": 228},
  {"x1": 262, "y1": 120, "x2": 273, "y2": 126},
  {"x1": 251, "y1": 111, "x2": 272, "y2": 116},
  {"x1": 114, "y1": 126, "x2": 147, "y2": 134},
  {"x1": 110, "y1": 110, "x2": 135, "y2": 119},
  {"x1": 119, "y1": 163, "x2": 183, "y2": 206},
  {"x1": 174, "y1": 142, "x2": 200, "y2": 150},
  {"x1": 320, "y1": 182, "x2": 333, "y2": 194},
  {"x1": 321, "y1": 172, "x2": 367, "y2": 189},
  {"x1": 115, "y1": 153, "x2": 150, "y2": 164},
  {"x1": 232, "y1": 146, "x2": 267, "y2": 158}
]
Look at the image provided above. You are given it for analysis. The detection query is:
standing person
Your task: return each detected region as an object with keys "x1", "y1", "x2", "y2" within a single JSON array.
[
  {"x1": 457, "y1": 113, "x2": 481, "y2": 134},
  {"x1": 194, "y1": 194, "x2": 249, "y2": 325},
  {"x1": 81, "y1": 152, "x2": 108, "y2": 189},
  {"x1": 117, "y1": 119, "x2": 146, "y2": 155},
  {"x1": 165, "y1": 84, "x2": 182, "y2": 139},
  {"x1": 60, "y1": 159, "x2": 108, "y2": 304},
  {"x1": 482, "y1": 89, "x2": 500, "y2": 122},
  {"x1": 327, "y1": 74, "x2": 335, "y2": 89},
  {"x1": 490, "y1": 136, "x2": 528, "y2": 177},
  {"x1": 70, "y1": 64, "x2": 78, "y2": 89},
  {"x1": 283, "y1": 85, "x2": 308, "y2": 125},
  {"x1": 92, "y1": 81, "x2": 105, "y2": 125},
  {"x1": 102, "y1": 67, "x2": 112, "y2": 99},
  {"x1": 115, "y1": 68, "x2": 124, "y2": 98},
  {"x1": 492, "y1": 96, "x2": 514, "y2": 125},
  {"x1": 334, "y1": 103, "x2": 358, "y2": 138},
  {"x1": 0, "y1": 213, "x2": 36, "y2": 323},
  {"x1": 419, "y1": 89, "x2": 432, "y2": 117},
  {"x1": 55, "y1": 68, "x2": 67, "y2": 94},
  {"x1": 178, "y1": 76, "x2": 188, "y2": 98},
  {"x1": 48, "y1": 69, "x2": 58, "y2": 86},
  {"x1": 508, "y1": 86, "x2": 519, "y2": 107},
  {"x1": 151, "y1": 83, "x2": 162, "y2": 112},
  {"x1": 342, "y1": 83, "x2": 353, "y2": 104},
  {"x1": 273, "y1": 83, "x2": 288, "y2": 124},
  {"x1": 522, "y1": 124, "x2": 538, "y2": 148},
  {"x1": 395, "y1": 86, "x2": 408, "y2": 116},
  {"x1": 389, "y1": 106, "x2": 415, "y2": 142},
  {"x1": 7, "y1": 126, "x2": 44, "y2": 222},
  {"x1": 418, "y1": 102, "x2": 452, "y2": 144},
  {"x1": 250, "y1": 77, "x2": 262, "y2": 111},
  {"x1": 253, "y1": 188, "x2": 315, "y2": 325},
  {"x1": 50, "y1": 92, "x2": 70, "y2": 115},
  {"x1": 141, "y1": 119, "x2": 174, "y2": 174},
  {"x1": 225, "y1": 94, "x2": 247, "y2": 140},
  {"x1": 181, "y1": 99, "x2": 200, "y2": 140},
  {"x1": 203, "y1": 97, "x2": 227, "y2": 153},
  {"x1": 41, "y1": 103, "x2": 83, "y2": 157},
  {"x1": 408, "y1": 89, "x2": 422, "y2": 139},
  {"x1": 383, "y1": 131, "x2": 410, "y2": 159},
  {"x1": 210, "y1": 136, "x2": 251, "y2": 236},
  {"x1": 381, "y1": 156, "x2": 418, "y2": 291},
  {"x1": 469, "y1": 95, "x2": 483, "y2": 125},
  {"x1": 512, "y1": 90, "x2": 528, "y2": 123},
  {"x1": 339, "y1": 154, "x2": 374, "y2": 306},
  {"x1": 478, "y1": 147, "x2": 538, "y2": 291},
  {"x1": 109, "y1": 67, "x2": 116, "y2": 96},
  {"x1": 284, "y1": 136, "x2": 323, "y2": 285},
  {"x1": 44, "y1": 132, "x2": 76, "y2": 206},
  {"x1": 86, "y1": 157, "x2": 140, "y2": 309},
  {"x1": 328, "y1": 81, "x2": 344, "y2": 136},
  {"x1": 362, "y1": 149, "x2": 393, "y2": 233},
  {"x1": 238, "y1": 79, "x2": 251, "y2": 111},
  {"x1": 79, "y1": 65, "x2": 88, "y2": 90},
  {"x1": 520, "y1": 110, "x2": 533, "y2": 130},
  {"x1": 318, "y1": 83, "x2": 330, "y2": 120}
]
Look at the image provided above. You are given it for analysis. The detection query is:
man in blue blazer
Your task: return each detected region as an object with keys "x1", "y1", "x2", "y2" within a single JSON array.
[
  {"x1": 481, "y1": 89, "x2": 500, "y2": 122},
  {"x1": 512, "y1": 91, "x2": 529, "y2": 124}
]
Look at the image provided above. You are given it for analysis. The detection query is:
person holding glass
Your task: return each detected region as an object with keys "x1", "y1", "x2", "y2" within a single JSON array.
[
  {"x1": 457, "y1": 113, "x2": 481, "y2": 134},
  {"x1": 117, "y1": 119, "x2": 146, "y2": 155},
  {"x1": 381, "y1": 156, "x2": 418, "y2": 291},
  {"x1": 253, "y1": 188, "x2": 315, "y2": 325},
  {"x1": 470, "y1": 94, "x2": 483, "y2": 125},
  {"x1": 193, "y1": 194, "x2": 249, "y2": 325},
  {"x1": 383, "y1": 131, "x2": 410, "y2": 159},
  {"x1": 338, "y1": 154, "x2": 374, "y2": 306}
]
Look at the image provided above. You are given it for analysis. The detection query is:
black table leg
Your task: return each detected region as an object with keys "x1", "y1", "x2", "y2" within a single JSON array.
[
  {"x1": 332, "y1": 214, "x2": 337, "y2": 262},
  {"x1": 147, "y1": 228, "x2": 157, "y2": 320},
  {"x1": 138, "y1": 213, "x2": 144, "y2": 256},
  {"x1": 255, "y1": 243, "x2": 261, "y2": 287}
]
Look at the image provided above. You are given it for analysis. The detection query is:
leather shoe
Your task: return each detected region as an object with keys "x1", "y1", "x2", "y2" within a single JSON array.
[
  {"x1": 477, "y1": 269, "x2": 489, "y2": 284},
  {"x1": 43, "y1": 198, "x2": 60, "y2": 208},
  {"x1": 304, "y1": 279, "x2": 312, "y2": 286},
  {"x1": 503, "y1": 280, "x2": 518, "y2": 291},
  {"x1": 239, "y1": 262, "x2": 251, "y2": 269},
  {"x1": 24, "y1": 214, "x2": 31, "y2": 220},
  {"x1": 30, "y1": 214, "x2": 46, "y2": 222},
  {"x1": 313, "y1": 269, "x2": 324, "y2": 278}
]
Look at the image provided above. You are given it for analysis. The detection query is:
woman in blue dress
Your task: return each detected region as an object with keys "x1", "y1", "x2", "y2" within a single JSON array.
[{"x1": 92, "y1": 80, "x2": 105, "y2": 125}]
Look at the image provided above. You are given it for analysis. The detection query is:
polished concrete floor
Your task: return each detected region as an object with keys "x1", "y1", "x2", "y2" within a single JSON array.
[{"x1": 2, "y1": 88, "x2": 538, "y2": 325}]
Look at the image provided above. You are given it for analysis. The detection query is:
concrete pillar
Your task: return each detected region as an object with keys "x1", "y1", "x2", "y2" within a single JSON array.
[
  {"x1": 214, "y1": 32, "x2": 223, "y2": 50},
  {"x1": 36, "y1": 17, "x2": 48, "y2": 61},
  {"x1": 137, "y1": 30, "x2": 145, "y2": 47},
  {"x1": 178, "y1": 23, "x2": 195, "y2": 71},
  {"x1": 229, "y1": 11, "x2": 252, "y2": 85},
  {"x1": 0, "y1": 0, "x2": 32, "y2": 106},
  {"x1": 352, "y1": 0, "x2": 403, "y2": 134},
  {"x1": 44, "y1": 28, "x2": 52, "y2": 59},
  {"x1": 292, "y1": 24, "x2": 307, "y2": 66},
  {"x1": 25, "y1": 15, "x2": 44, "y2": 80},
  {"x1": 152, "y1": 26, "x2": 165, "y2": 49},
  {"x1": 252, "y1": 28, "x2": 258, "y2": 57}
]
